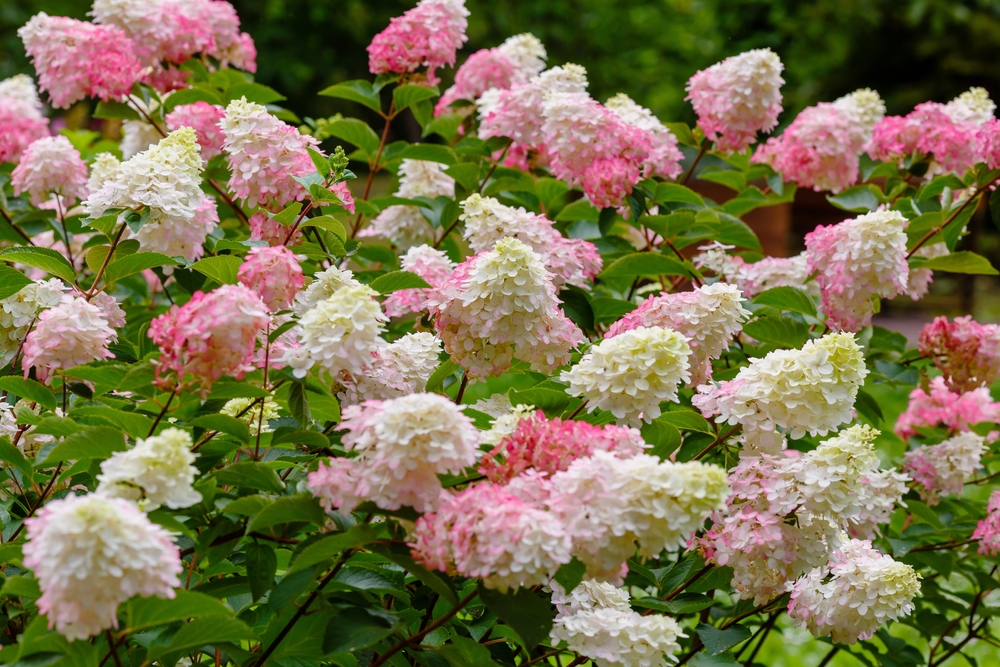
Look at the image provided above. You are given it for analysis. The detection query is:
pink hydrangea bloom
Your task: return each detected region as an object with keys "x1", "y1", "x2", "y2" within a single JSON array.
[
  {"x1": 976, "y1": 118, "x2": 1000, "y2": 169},
  {"x1": 248, "y1": 211, "x2": 294, "y2": 246},
  {"x1": 148, "y1": 284, "x2": 269, "y2": 395},
  {"x1": 91, "y1": 292, "x2": 127, "y2": 329},
  {"x1": 165, "y1": 102, "x2": 226, "y2": 160},
  {"x1": 237, "y1": 245, "x2": 305, "y2": 311},
  {"x1": 973, "y1": 491, "x2": 1000, "y2": 556},
  {"x1": 868, "y1": 103, "x2": 978, "y2": 173},
  {"x1": 18, "y1": 13, "x2": 143, "y2": 109},
  {"x1": 383, "y1": 245, "x2": 456, "y2": 318},
  {"x1": 367, "y1": 0, "x2": 469, "y2": 85},
  {"x1": 330, "y1": 181, "x2": 356, "y2": 214},
  {"x1": 10, "y1": 136, "x2": 88, "y2": 206},
  {"x1": 0, "y1": 75, "x2": 50, "y2": 165},
  {"x1": 805, "y1": 210, "x2": 909, "y2": 332},
  {"x1": 754, "y1": 108, "x2": 859, "y2": 192},
  {"x1": 685, "y1": 49, "x2": 784, "y2": 152},
  {"x1": 479, "y1": 411, "x2": 647, "y2": 484},
  {"x1": 435, "y1": 33, "x2": 546, "y2": 115},
  {"x1": 220, "y1": 98, "x2": 321, "y2": 210},
  {"x1": 919, "y1": 316, "x2": 1000, "y2": 392},
  {"x1": 22, "y1": 295, "x2": 116, "y2": 383},
  {"x1": 903, "y1": 431, "x2": 987, "y2": 505},
  {"x1": 895, "y1": 376, "x2": 1000, "y2": 440}
]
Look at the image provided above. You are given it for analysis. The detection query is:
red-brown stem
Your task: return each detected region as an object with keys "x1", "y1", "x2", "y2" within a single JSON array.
[
  {"x1": 86, "y1": 219, "x2": 129, "y2": 300},
  {"x1": 350, "y1": 99, "x2": 396, "y2": 239},
  {"x1": 147, "y1": 388, "x2": 177, "y2": 437},
  {"x1": 0, "y1": 208, "x2": 33, "y2": 246},
  {"x1": 680, "y1": 142, "x2": 708, "y2": 186},
  {"x1": 907, "y1": 179, "x2": 999, "y2": 258}
]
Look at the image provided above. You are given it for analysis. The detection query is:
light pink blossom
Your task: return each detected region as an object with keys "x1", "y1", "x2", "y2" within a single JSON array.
[
  {"x1": 237, "y1": 245, "x2": 305, "y2": 311},
  {"x1": 22, "y1": 295, "x2": 116, "y2": 382},
  {"x1": 895, "y1": 376, "x2": 1000, "y2": 440},
  {"x1": 382, "y1": 245, "x2": 456, "y2": 318},
  {"x1": 367, "y1": 0, "x2": 469, "y2": 85},
  {"x1": 0, "y1": 75, "x2": 49, "y2": 165},
  {"x1": 11, "y1": 136, "x2": 88, "y2": 206},
  {"x1": 919, "y1": 316, "x2": 1000, "y2": 392},
  {"x1": 165, "y1": 102, "x2": 226, "y2": 160},
  {"x1": 973, "y1": 491, "x2": 1000, "y2": 556}
]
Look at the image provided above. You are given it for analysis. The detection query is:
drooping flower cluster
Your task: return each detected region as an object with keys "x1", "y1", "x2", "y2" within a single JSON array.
[
  {"x1": 149, "y1": 284, "x2": 270, "y2": 394},
  {"x1": 563, "y1": 327, "x2": 692, "y2": 426},
  {"x1": 18, "y1": 13, "x2": 143, "y2": 108},
  {"x1": 0, "y1": 279, "x2": 66, "y2": 366},
  {"x1": 220, "y1": 98, "x2": 321, "y2": 210},
  {"x1": 436, "y1": 33, "x2": 546, "y2": 114},
  {"x1": 973, "y1": 491, "x2": 1000, "y2": 556},
  {"x1": 337, "y1": 331, "x2": 443, "y2": 405},
  {"x1": 366, "y1": 0, "x2": 469, "y2": 85},
  {"x1": 23, "y1": 494, "x2": 182, "y2": 640},
  {"x1": 804, "y1": 210, "x2": 910, "y2": 332},
  {"x1": 308, "y1": 393, "x2": 479, "y2": 513},
  {"x1": 382, "y1": 245, "x2": 456, "y2": 317},
  {"x1": 550, "y1": 580, "x2": 685, "y2": 667},
  {"x1": 694, "y1": 332, "x2": 869, "y2": 451},
  {"x1": 606, "y1": 283, "x2": 750, "y2": 384},
  {"x1": 97, "y1": 428, "x2": 202, "y2": 509},
  {"x1": 479, "y1": 411, "x2": 646, "y2": 483},
  {"x1": 11, "y1": 135, "x2": 88, "y2": 207},
  {"x1": 695, "y1": 244, "x2": 819, "y2": 299},
  {"x1": 895, "y1": 376, "x2": 1000, "y2": 439},
  {"x1": 0, "y1": 75, "x2": 50, "y2": 165},
  {"x1": 429, "y1": 237, "x2": 582, "y2": 378},
  {"x1": 361, "y1": 160, "x2": 456, "y2": 248},
  {"x1": 685, "y1": 49, "x2": 785, "y2": 152},
  {"x1": 788, "y1": 539, "x2": 920, "y2": 645},
  {"x1": 919, "y1": 316, "x2": 1000, "y2": 392},
  {"x1": 22, "y1": 294, "x2": 117, "y2": 382},
  {"x1": 460, "y1": 194, "x2": 602, "y2": 288},
  {"x1": 84, "y1": 127, "x2": 218, "y2": 262},
  {"x1": 903, "y1": 431, "x2": 988, "y2": 505},
  {"x1": 754, "y1": 89, "x2": 886, "y2": 192},
  {"x1": 237, "y1": 245, "x2": 304, "y2": 311},
  {"x1": 165, "y1": 102, "x2": 227, "y2": 160}
]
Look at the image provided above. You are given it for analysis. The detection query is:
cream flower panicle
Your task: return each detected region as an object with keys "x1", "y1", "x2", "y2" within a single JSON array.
[{"x1": 97, "y1": 427, "x2": 202, "y2": 509}]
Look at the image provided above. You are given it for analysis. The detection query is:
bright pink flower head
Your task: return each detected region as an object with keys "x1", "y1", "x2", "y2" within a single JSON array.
[
  {"x1": 919, "y1": 316, "x2": 1000, "y2": 393},
  {"x1": 868, "y1": 103, "x2": 977, "y2": 173},
  {"x1": 22, "y1": 295, "x2": 117, "y2": 383},
  {"x1": 11, "y1": 136, "x2": 88, "y2": 206},
  {"x1": 330, "y1": 181, "x2": 356, "y2": 214},
  {"x1": 436, "y1": 48, "x2": 516, "y2": 114},
  {"x1": 367, "y1": 0, "x2": 469, "y2": 85},
  {"x1": 895, "y1": 376, "x2": 1000, "y2": 439},
  {"x1": 248, "y1": 210, "x2": 295, "y2": 246},
  {"x1": 383, "y1": 245, "x2": 455, "y2": 318},
  {"x1": 0, "y1": 76, "x2": 49, "y2": 165},
  {"x1": 479, "y1": 410, "x2": 647, "y2": 484},
  {"x1": 165, "y1": 102, "x2": 226, "y2": 160},
  {"x1": 220, "y1": 98, "x2": 321, "y2": 210},
  {"x1": 18, "y1": 13, "x2": 143, "y2": 109},
  {"x1": 685, "y1": 48, "x2": 784, "y2": 152},
  {"x1": 976, "y1": 118, "x2": 1000, "y2": 170},
  {"x1": 148, "y1": 284, "x2": 269, "y2": 395},
  {"x1": 237, "y1": 245, "x2": 304, "y2": 311},
  {"x1": 974, "y1": 491, "x2": 1000, "y2": 556},
  {"x1": 867, "y1": 115, "x2": 916, "y2": 163}
]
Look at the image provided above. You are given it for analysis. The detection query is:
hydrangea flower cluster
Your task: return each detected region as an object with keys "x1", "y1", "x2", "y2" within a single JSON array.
[
  {"x1": 0, "y1": 75, "x2": 50, "y2": 164},
  {"x1": 429, "y1": 237, "x2": 582, "y2": 378},
  {"x1": 11, "y1": 135, "x2": 88, "y2": 206},
  {"x1": 919, "y1": 316, "x2": 1000, "y2": 392},
  {"x1": 436, "y1": 33, "x2": 546, "y2": 114},
  {"x1": 903, "y1": 431, "x2": 988, "y2": 505},
  {"x1": 237, "y1": 245, "x2": 304, "y2": 311},
  {"x1": 895, "y1": 376, "x2": 1000, "y2": 439},
  {"x1": 695, "y1": 244, "x2": 819, "y2": 298},
  {"x1": 308, "y1": 393, "x2": 479, "y2": 512},
  {"x1": 166, "y1": 102, "x2": 227, "y2": 160},
  {"x1": 973, "y1": 491, "x2": 1000, "y2": 556},
  {"x1": 97, "y1": 428, "x2": 202, "y2": 509},
  {"x1": 382, "y1": 245, "x2": 456, "y2": 317},
  {"x1": 361, "y1": 160, "x2": 456, "y2": 248},
  {"x1": 336, "y1": 331, "x2": 442, "y2": 405},
  {"x1": 22, "y1": 294, "x2": 117, "y2": 382},
  {"x1": 366, "y1": 0, "x2": 469, "y2": 84}
]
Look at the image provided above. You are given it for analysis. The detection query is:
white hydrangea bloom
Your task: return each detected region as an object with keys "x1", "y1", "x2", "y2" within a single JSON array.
[
  {"x1": 551, "y1": 607, "x2": 685, "y2": 667},
  {"x1": 562, "y1": 326, "x2": 691, "y2": 426},
  {"x1": 362, "y1": 160, "x2": 456, "y2": 248},
  {"x1": 478, "y1": 402, "x2": 535, "y2": 447},
  {"x1": 338, "y1": 332, "x2": 443, "y2": 405},
  {"x1": 87, "y1": 152, "x2": 122, "y2": 195},
  {"x1": 498, "y1": 33, "x2": 547, "y2": 76},
  {"x1": 903, "y1": 431, "x2": 989, "y2": 505},
  {"x1": 478, "y1": 64, "x2": 589, "y2": 139},
  {"x1": 285, "y1": 284, "x2": 386, "y2": 379},
  {"x1": 833, "y1": 88, "x2": 886, "y2": 138},
  {"x1": 0, "y1": 278, "x2": 66, "y2": 365},
  {"x1": 120, "y1": 119, "x2": 162, "y2": 159},
  {"x1": 605, "y1": 93, "x2": 684, "y2": 179},
  {"x1": 693, "y1": 332, "x2": 869, "y2": 446},
  {"x1": 0, "y1": 400, "x2": 57, "y2": 457},
  {"x1": 292, "y1": 265, "x2": 363, "y2": 315},
  {"x1": 0, "y1": 74, "x2": 44, "y2": 114},
  {"x1": 790, "y1": 424, "x2": 882, "y2": 518},
  {"x1": 97, "y1": 427, "x2": 202, "y2": 509},
  {"x1": 944, "y1": 87, "x2": 996, "y2": 126},
  {"x1": 23, "y1": 494, "x2": 182, "y2": 640},
  {"x1": 221, "y1": 396, "x2": 280, "y2": 436},
  {"x1": 850, "y1": 468, "x2": 911, "y2": 539},
  {"x1": 788, "y1": 539, "x2": 920, "y2": 645},
  {"x1": 550, "y1": 579, "x2": 632, "y2": 615}
]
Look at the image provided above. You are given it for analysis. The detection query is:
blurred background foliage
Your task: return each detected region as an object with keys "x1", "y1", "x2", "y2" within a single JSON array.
[{"x1": 4, "y1": 0, "x2": 1000, "y2": 125}]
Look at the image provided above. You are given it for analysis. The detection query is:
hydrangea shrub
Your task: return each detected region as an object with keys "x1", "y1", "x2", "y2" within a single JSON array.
[{"x1": 1, "y1": 1, "x2": 1000, "y2": 666}]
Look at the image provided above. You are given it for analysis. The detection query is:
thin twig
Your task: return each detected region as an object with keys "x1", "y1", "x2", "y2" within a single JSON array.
[
  {"x1": 367, "y1": 591, "x2": 478, "y2": 667},
  {"x1": 907, "y1": 179, "x2": 998, "y2": 258},
  {"x1": 9, "y1": 461, "x2": 63, "y2": 542},
  {"x1": 351, "y1": 100, "x2": 396, "y2": 239},
  {"x1": 454, "y1": 374, "x2": 469, "y2": 405},
  {"x1": 106, "y1": 631, "x2": 124, "y2": 667},
  {"x1": 86, "y1": 220, "x2": 129, "y2": 300},
  {"x1": 0, "y1": 208, "x2": 33, "y2": 246},
  {"x1": 147, "y1": 388, "x2": 177, "y2": 437},
  {"x1": 694, "y1": 426, "x2": 741, "y2": 461},
  {"x1": 476, "y1": 145, "x2": 510, "y2": 195},
  {"x1": 816, "y1": 646, "x2": 839, "y2": 667},
  {"x1": 680, "y1": 143, "x2": 708, "y2": 186}
]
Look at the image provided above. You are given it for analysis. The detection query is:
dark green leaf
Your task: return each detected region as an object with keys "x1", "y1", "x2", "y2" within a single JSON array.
[
  {"x1": 426, "y1": 360, "x2": 459, "y2": 393},
  {"x1": 658, "y1": 410, "x2": 715, "y2": 435},
  {"x1": 0, "y1": 247, "x2": 75, "y2": 283},
  {"x1": 553, "y1": 558, "x2": 586, "y2": 595},
  {"x1": 93, "y1": 101, "x2": 141, "y2": 121},
  {"x1": 327, "y1": 118, "x2": 381, "y2": 156},
  {"x1": 299, "y1": 215, "x2": 348, "y2": 241},
  {"x1": 599, "y1": 252, "x2": 689, "y2": 279},
  {"x1": 188, "y1": 414, "x2": 251, "y2": 443},
  {"x1": 270, "y1": 428, "x2": 329, "y2": 448},
  {"x1": 68, "y1": 406, "x2": 153, "y2": 439},
  {"x1": 245, "y1": 541, "x2": 278, "y2": 602},
  {"x1": 478, "y1": 584, "x2": 554, "y2": 649},
  {"x1": 558, "y1": 286, "x2": 595, "y2": 332},
  {"x1": 224, "y1": 82, "x2": 286, "y2": 105},
  {"x1": 753, "y1": 286, "x2": 817, "y2": 317},
  {"x1": 654, "y1": 183, "x2": 705, "y2": 207},
  {"x1": 288, "y1": 383, "x2": 311, "y2": 426},
  {"x1": 0, "y1": 264, "x2": 34, "y2": 301},
  {"x1": 591, "y1": 297, "x2": 637, "y2": 323},
  {"x1": 146, "y1": 616, "x2": 256, "y2": 661},
  {"x1": 913, "y1": 251, "x2": 998, "y2": 275},
  {"x1": 640, "y1": 419, "x2": 682, "y2": 460},
  {"x1": 323, "y1": 608, "x2": 397, "y2": 654},
  {"x1": 102, "y1": 251, "x2": 179, "y2": 284},
  {"x1": 162, "y1": 87, "x2": 223, "y2": 113},
  {"x1": 439, "y1": 636, "x2": 497, "y2": 667},
  {"x1": 827, "y1": 185, "x2": 883, "y2": 212},
  {"x1": 696, "y1": 623, "x2": 751, "y2": 655},
  {"x1": 370, "y1": 270, "x2": 432, "y2": 294},
  {"x1": 742, "y1": 315, "x2": 810, "y2": 348},
  {"x1": 399, "y1": 143, "x2": 457, "y2": 165},
  {"x1": 554, "y1": 199, "x2": 601, "y2": 223},
  {"x1": 0, "y1": 436, "x2": 32, "y2": 479},
  {"x1": 690, "y1": 653, "x2": 741, "y2": 667},
  {"x1": 191, "y1": 255, "x2": 242, "y2": 284},
  {"x1": 393, "y1": 84, "x2": 439, "y2": 113},
  {"x1": 248, "y1": 494, "x2": 327, "y2": 533},
  {"x1": 0, "y1": 377, "x2": 56, "y2": 411},
  {"x1": 212, "y1": 461, "x2": 285, "y2": 493},
  {"x1": 37, "y1": 426, "x2": 126, "y2": 467},
  {"x1": 508, "y1": 387, "x2": 572, "y2": 415},
  {"x1": 318, "y1": 80, "x2": 383, "y2": 114},
  {"x1": 291, "y1": 524, "x2": 378, "y2": 572},
  {"x1": 854, "y1": 389, "x2": 884, "y2": 424},
  {"x1": 125, "y1": 590, "x2": 233, "y2": 632}
]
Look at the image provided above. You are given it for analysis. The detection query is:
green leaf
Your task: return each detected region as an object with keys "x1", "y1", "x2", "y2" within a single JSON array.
[
  {"x1": 690, "y1": 653, "x2": 741, "y2": 667},
  {"x1": 0, "y1": 264, "x2": 33, "y2": 301},
  {"x1": 207, "y1": 380, "x2": 271, "y2": 400},
  {"x1": 247, "y1": 494, "x2": 327, "y2": 533},
  {"x1": 224, "y1": 82, "x2": 286, "y2": 105},
  {"x1": 913, "y1": 251, "x2": 998, "y2": 275},
  {"x1": 559, "y1": 285, "x2": 595, "y2": 332},
  {"x1": 162, "y1": 87, "x2": 224, "y2": 113},
  {"x1": 426, "y1": 359, "x2": 459, "y2": 393},
  {"x1": 599, "y1": 252, "x2": 689, "y2": 279},
  {"x1": 753, "y1": 286, "x2": 817, "y2": 317},
  {"x1": 640, "y1": 419, "x2": 682, "y2": 460},
  {"x1": 37, "y1": 426, "x2": 126, "y2": 467},
  {"x1": 742, "y1": 315, "x2": 810, "y2": 349},
  {"x1": 370, "y1": 270, "x2": 432, "y2": 294},
  {"x1": 665, "y1": 593, "x2": 716, "y2": 614},
  {"x1": 0, "y1": 377, "x2": 56, "y2": 411},
  {"x1": 658, "y1": 410, "x2": 715, "y2": 435},
  {"x1": 855, "y1": 389, "x2": 884, "y2": 424},
  {"x1": 372, "y1": 543, "x2": 458, "y2": 605},
  {"x1": 508, "y1": 387, "x2": 572, "y2": 415},
  {"x1": 318, "y1": 80, "x2": 383, "y2": 114},
  {"x1": 393, "y1": 84, "x2": 439, "y2": 113},
  {"x1": 696, "y1": 623, "x2": 751, "y2": 655},
  {"x1": 827, "y1": 184, "x2": 882, "y2": 212},
  {"x1": 553, "y1": 558, "x2": 586, "y2": 595},
  {"x1": 0, "y1": 247, "x2": 75, "y2": 283},
  {"x1": 710, "y1": 214, "x2": 762, "y2": 251},
  {"x1": 906, "y1": 499, "x2": 945, "y2": 529},
  {"x1": 125, "y1": 590, "x2": 233, "y2": 632},
  {"x1": 554, "y1": 199, "x2": 601, "y2": 223},
  {"x1": 439, "y1": 636, "x2": 496, "y2": 667},
  {"x1": 322, "y1": 609, "x2": 397, "y2": 654},
  {"x1": 327, "y1": 118, "x2": 381, "y2": 156},
  {"x1": 591, "y1": 297, "x2": 637, "y2": 323},
  {"x1": 399, "y1": 143, "x2": 457, "y2": 165},
  {"x1": 654, "y1": 183, "x2": 705, "y2": 207},
  {"x1": 102, "y1": 252, "x2": 179, "y2": 284},
  {"x1": 287, "y1": 383, "x2": 312, "y2": 427},
  {"x1": 478, "y1": 584, "x2": 554, "y2": 649},
  {"x1": 270, "y1": 428, "x2": 329, "y2": 448},
  {"x1": 291, "y1": 523, "x2": 378, "y2": 572},
  {"x1": 191, "y1": 255, "x2": 243, "y2": 284},
  {"x1": 212, "y1": 461, "x2": 285, "y2": 493},
  {"x1": 0, "y1": 436, "x2": 32, "y2": 479},
  {"x1": 146, "y1": 616, "x2": 256, "y2": 662},
  {"x1": 245, "y1": 541, "x2": 278, "y2": 602},
  {"x1": 93, "y1": 101, "x2": 141, "y2": 121},
  {"x1": 68, "y1": 406, "x2": 153, "y2": 439},
  {"x1": 2, "y1": 575, "x2": 40, "y2": 598},
  {"x1": 299, "y1": 215, "x2": 347, "y2": 241},
  {"x1": 188, "y1": 414, "x2": 251, "y2": 443}
]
